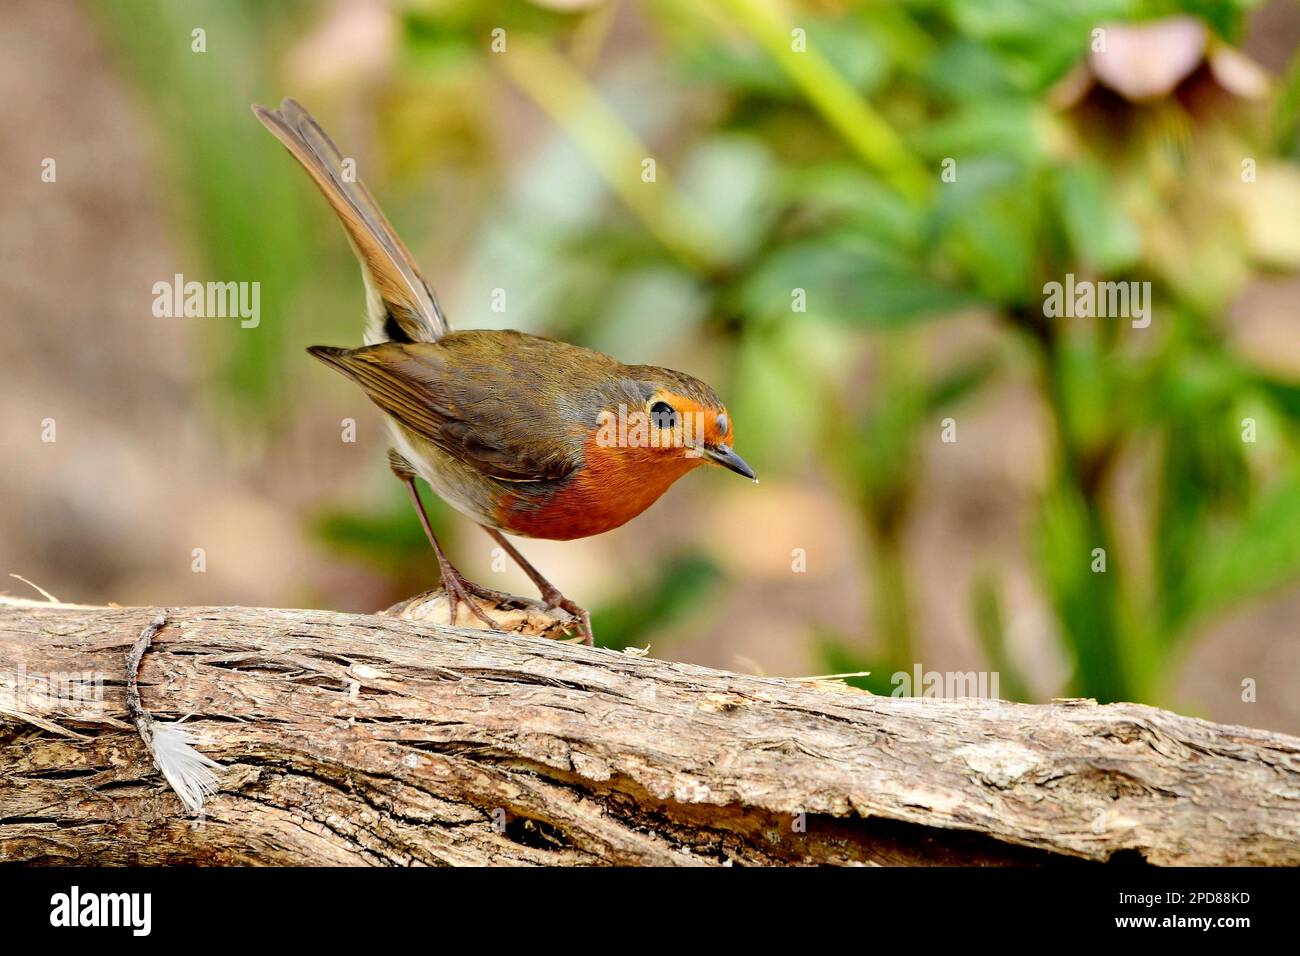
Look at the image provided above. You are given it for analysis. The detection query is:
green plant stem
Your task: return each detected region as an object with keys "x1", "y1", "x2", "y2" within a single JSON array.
[
  {"x1": 714, "y1": 0, "x2": 929, "y2": 200},
  {"x1": 871, "y1": 525, "x2": 914, "y2": 671},
  {"x1": 498, "y1": 39, "x2": 716, "y2": 272},
  {"x1": 1020, "y1": 310, "x2": 1139, "y2": 703}
]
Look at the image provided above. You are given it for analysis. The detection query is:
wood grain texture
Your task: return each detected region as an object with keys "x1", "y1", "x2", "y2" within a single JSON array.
[{"x1": 1, "y1": 597, "x2": 1297, "y2": 866}]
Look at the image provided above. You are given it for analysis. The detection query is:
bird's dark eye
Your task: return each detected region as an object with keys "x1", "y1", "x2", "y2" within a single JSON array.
[{"x1": 650, "y1": 400, "x2": 677, "y2": 429}]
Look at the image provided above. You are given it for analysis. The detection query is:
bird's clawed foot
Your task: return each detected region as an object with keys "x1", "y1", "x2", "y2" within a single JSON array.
[
  {"x1": 481, "y1": 527, "x2": 595, "y2": 646},
  {"x1": 438, "y1": 565, "x2": 591, "y2": 644},
  {"x1": 540, "y1": 587, "x2": 593, "y2": 646},
  {"x1": 434, "y1": 553, "x2": 505, "y2": 630}
]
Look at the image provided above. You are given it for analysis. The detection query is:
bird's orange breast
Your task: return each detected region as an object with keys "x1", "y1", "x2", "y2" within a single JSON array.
[{"x1": 494, "y1": 432, "x2": 703, "y2": 540}]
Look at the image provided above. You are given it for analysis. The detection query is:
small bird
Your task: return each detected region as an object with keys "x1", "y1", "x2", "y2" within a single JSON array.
[{"x1": 253, "y1": 98, "x2": 754, "y2": 644}]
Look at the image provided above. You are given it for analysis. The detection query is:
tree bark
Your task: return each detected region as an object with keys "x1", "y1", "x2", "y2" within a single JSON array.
[{"x1": 1, "y1": 596, "x2": 1297, "y2": 866}]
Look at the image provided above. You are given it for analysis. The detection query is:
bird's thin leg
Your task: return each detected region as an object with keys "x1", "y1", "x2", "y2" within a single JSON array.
[
  {"x1": 400, "y1": 477, "x2": 500, "y2": 630},
  {"x1": 483, "y1": 527, "x2": 594, "y2": 646}
]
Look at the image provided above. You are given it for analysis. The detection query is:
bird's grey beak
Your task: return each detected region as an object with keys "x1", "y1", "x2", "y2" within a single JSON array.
[{"x1": 703, "y1": 444, "x2": 756, "y2": 481}]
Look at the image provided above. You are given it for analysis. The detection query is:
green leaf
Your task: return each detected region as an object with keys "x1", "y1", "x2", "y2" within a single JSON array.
[
  {"x1": 1184, "y1": 476, "x2": 1300, "y2": 625},
  {"x1": 677, "y1": 19, "x2": 889, "y2": 100},
  {"x1": 743, "y1": 234, "x2": 980, "y2": 327},
  {"x1": 1153, "y1": 402, "x2": 1250, "y2": 633},
  {"x1": 1055, "y1": 332, "x2": 1113, "y2": 453},
  {"x1": 937, "y1": 0, "x2": 1134, "y2": 89},
  {"x1": 1054, "y1": 163, "x2": 1142, "y2": 273},
  {"x1": 1256, "y1": 374, "x2": 1300, "y2": 421},
  {"x1": 932, "y1": 157, "x2": 1044, "y2": 303},
  {"x1": 924, "y1": 38, "x2": 1020, "y2": 102},
  {"x1": 926, "y1": 353, "x2": 1002, "y2": 412},
  {"x1": 1034, "y1": 477, "x2": 1132, "y2": 701},
  {"x1": 909, "y1": 102, "x2": 1044, "y2": 163},
  {"x1": 1276, "y1": 42, "x2": 1300, "y2": 158},
  {"x1": 782, "y1": 163, "x2": 927, "y2": 252}
]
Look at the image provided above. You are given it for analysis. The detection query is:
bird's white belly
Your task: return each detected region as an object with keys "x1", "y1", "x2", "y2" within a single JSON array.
[{"x1": 386, "y1": 423, "x2": 506, "y2": 531}]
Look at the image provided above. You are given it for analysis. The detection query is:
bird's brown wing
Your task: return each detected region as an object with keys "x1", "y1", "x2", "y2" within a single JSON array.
[
  {"x1": 252, "y1": 98, "x2": 447, "y2": 343},
  {"x1": 308, "y1": 341, "x2": 582, "y2": 482}
]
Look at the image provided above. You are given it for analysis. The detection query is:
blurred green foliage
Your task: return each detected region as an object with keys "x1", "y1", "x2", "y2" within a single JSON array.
[
  {"x1": 592, "y1": 552, "x2": 725, "y2": 651},
  {"x1": 99, "y1": 0, "x2": 1300, "y2": 706}
]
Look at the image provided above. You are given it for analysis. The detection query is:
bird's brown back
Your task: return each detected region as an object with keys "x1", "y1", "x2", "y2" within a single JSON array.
[{"x1": 310, "y1": 328, "x2": 678, "y2": 483}]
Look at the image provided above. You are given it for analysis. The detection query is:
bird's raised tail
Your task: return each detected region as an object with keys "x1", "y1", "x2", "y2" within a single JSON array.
[{"x1": 252, "y1": 97, "x2": 448, "y2": 344}]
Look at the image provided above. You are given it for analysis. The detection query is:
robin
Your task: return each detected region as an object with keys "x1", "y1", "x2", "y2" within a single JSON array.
[{"x1": 253, "y1": 99, "x2": 755, "y2": 645}]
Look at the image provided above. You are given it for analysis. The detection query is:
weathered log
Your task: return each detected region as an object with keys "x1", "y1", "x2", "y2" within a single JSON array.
[{"x1": 1, "y1": 596, "x2": 1297, "y2": 866}]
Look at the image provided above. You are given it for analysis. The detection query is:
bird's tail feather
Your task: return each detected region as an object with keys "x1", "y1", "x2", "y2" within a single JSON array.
[{"x1": 252, "y1": 98, "x2": 448, "y2": 344}]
